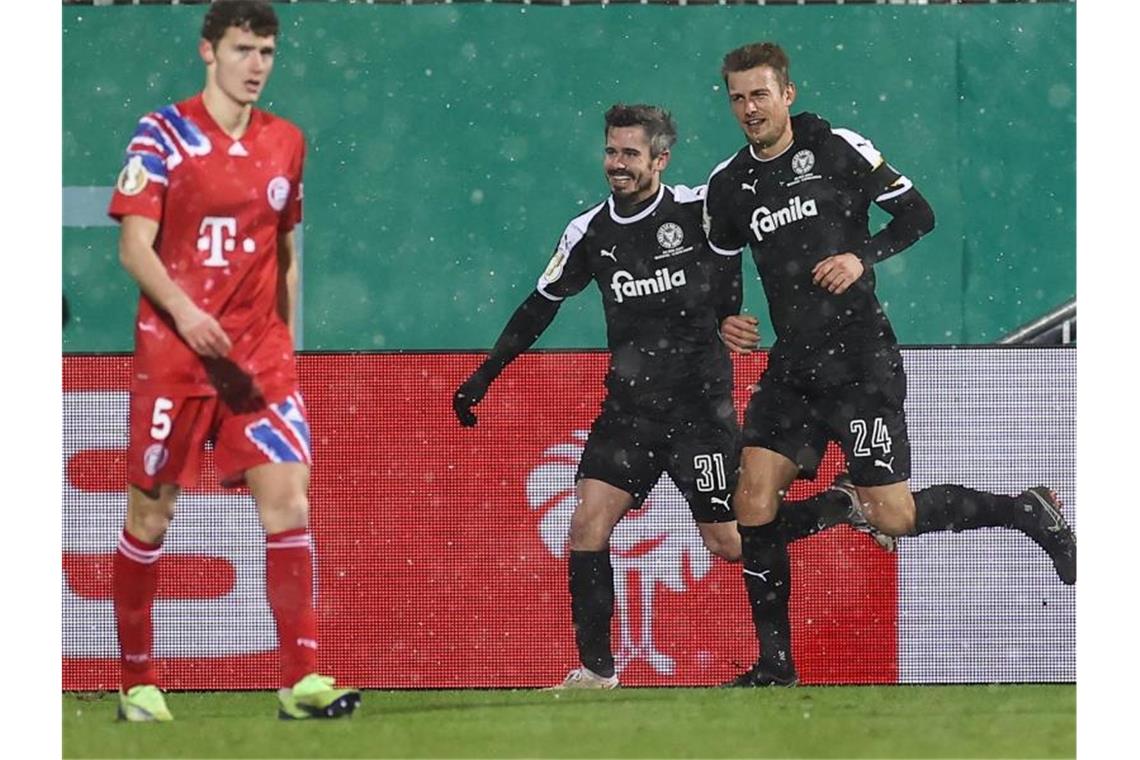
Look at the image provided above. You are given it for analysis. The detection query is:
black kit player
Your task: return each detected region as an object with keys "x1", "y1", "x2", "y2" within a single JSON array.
[
  {"x1": 454, "y1": 104, "x2": 892, "y2": 689},
  {"x1": 706, "y1": 42, "x2": 1077, "y2": 687}
]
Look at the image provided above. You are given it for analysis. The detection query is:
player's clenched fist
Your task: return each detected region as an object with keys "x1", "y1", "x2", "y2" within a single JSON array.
[
  {"x1": 453, "y1": 372, "x2": 491, "y2": 427},
  {"x1": 719, "y1": 313, "x2": 761, "y2": 354}
]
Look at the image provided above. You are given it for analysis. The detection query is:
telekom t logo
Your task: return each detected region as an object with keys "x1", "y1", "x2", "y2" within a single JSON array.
[{"x1": 198, "y1": 216, "x2": 256, "y2": 267}]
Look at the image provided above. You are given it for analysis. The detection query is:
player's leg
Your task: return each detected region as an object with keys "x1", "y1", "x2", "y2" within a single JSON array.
[
  {"x1": 115, "y1": 484, "x2": 179, "y2": 722},
  {"x1": 668, "y1": 412, "x2": 743, "y2": 561},
  {"x1": 116, "y1": 393, "x2": 213, "y2": 722},
  {"x1": 727, "y1": 446, "x2": 801, "y2": 686},
  {"x1": 838, "y1": 354, "x2": 1075, "y2": 583},
  {"x1": 550, "y1": 411, "x2": 656, "y2": 689},
  {"x1": 722, "y1": 379, "x2": 833, "y2": 686},
  {"x1": 855, "y1": 478, "x2": 1075, "y2": 584},
  {"x1": 245, "y1": 461, "x2": 317, "y2": 688},
  {"x1": 552, "y1": 477, "x2": 635, "y2": 689},
  {"x1": 218, "y1": 391, "x2": 360, "y2": 718}
]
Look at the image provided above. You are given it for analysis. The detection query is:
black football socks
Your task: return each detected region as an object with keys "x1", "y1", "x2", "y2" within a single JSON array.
[
  {"x1": 568, "y1": 549, "x2": 616, "y2": 678},
  {"x1": 913, "y1": 484, "x2": 1017, "y2": 535},
  {"x1": 774, "y1": 489, "x2": 853, "y2": 543},
  {"x1": 738, "y1": 523, "x2": 796, "y2": 678}
]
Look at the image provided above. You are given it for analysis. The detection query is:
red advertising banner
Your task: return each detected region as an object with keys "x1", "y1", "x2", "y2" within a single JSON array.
[{"x1": 63, "y1": 353, "x2": 897, "y2": 690}]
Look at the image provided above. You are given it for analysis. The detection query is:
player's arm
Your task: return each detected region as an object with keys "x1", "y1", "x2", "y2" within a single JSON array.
[
  {"x1": 813, "y1": 129, "x2": 936, "y2": 294},
  {"x1": 701, "y1": 171, "x2": 759, "y2": 352},
  {"x1": 854, "y1": 177, "x2": 935, "y2": 267},
  {"x1": 455, "y1": 218, "x2": 594, "y2": 427},
  {"x1": 453, "y1": 291, "x2": 562, "y2": 427},
  {"x1": 118, "y1": 214, "x2": 232, "y2": 357},
  {"x1": 277, "y1": 229, "x2": 299, "y2": 342},
  {"x1": 709, "y1": 249, "x2": 759, "y2": 354}
]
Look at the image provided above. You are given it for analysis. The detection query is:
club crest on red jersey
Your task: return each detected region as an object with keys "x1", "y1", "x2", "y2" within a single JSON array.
[{"x1": 267, "y1": 176, "x2": 291, "y2": 211}]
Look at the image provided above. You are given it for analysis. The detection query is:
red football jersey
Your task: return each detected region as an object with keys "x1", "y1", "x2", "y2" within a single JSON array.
[{"x1": 108, "y1": 94, "x2": 305, "y2": 399}]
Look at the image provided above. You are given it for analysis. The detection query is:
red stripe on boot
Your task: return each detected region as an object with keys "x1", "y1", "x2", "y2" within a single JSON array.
[{"x1": 265, "y1": 529, "x2": 318, "y2": 687}]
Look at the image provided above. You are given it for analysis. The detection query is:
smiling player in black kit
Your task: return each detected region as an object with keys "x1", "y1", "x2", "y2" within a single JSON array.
[
  {"x1": 705, "y1": 42, "x2": 1077, "y2": 687},
  {"x1": 454, "y1": 104, "x2": 891, "y2": 689}
]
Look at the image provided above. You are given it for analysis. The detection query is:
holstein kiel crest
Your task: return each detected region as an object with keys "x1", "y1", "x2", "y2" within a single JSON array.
[{"x1": 526, "y1": 431, "x2": 714, "y2": 676}]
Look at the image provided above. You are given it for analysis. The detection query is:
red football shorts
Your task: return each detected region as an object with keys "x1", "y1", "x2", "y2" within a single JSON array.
[{"x1": 127, "y1": 390, "x2": 312, "y2": 490}]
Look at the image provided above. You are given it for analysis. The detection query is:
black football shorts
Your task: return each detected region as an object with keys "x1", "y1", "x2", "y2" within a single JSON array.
[
  {"x1": 741, "y1": 353, "x2": 912, "y2": 487},
  {"x1": 577, "y1": 401, "x2": 740, "y2": 524}
]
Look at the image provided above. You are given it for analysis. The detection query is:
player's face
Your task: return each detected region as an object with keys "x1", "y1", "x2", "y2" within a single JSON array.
[
  {"x1": 726, "y1": 66, "x2": 796, "y2": 152},
  {"x1": 201, "y1": 25, "x2": 277, "y2": 106},
  {"x1": 603, "y1": 126, "x2": 668, "y2": 204}
]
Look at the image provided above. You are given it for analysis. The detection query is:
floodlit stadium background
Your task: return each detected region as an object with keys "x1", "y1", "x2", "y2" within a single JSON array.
[{"x1": 61, "y1": 0, "x2": 1075, "y2": 688}]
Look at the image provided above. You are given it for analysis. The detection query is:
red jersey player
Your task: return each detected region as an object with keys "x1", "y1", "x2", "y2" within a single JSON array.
[{"x1": 107, "y1": 0, "x2": 359, "y2": 722}]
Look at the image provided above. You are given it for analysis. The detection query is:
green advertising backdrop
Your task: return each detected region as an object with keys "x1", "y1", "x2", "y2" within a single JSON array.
[{"x1": 62, "y1": 4, "x2": 1074, "y2": 351}]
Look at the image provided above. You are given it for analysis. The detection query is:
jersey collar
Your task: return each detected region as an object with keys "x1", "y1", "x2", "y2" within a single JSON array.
[
  {"x1": 185, "y1": 93, "x2": 262, "y2": 148},
  {"x1": 748, "y1": 138, "x2": 795, "y2": 163},
  {"x1": 607, "y1": 184, "x2": 665, "y2": 225}
]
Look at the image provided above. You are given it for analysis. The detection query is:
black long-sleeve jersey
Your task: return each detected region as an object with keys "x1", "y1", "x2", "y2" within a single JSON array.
[
  {"x1": 535, "y1": 183, "x2": 736, "y2": 417},
  {"x1": 704, "y1": 112, "x2": 934, "y2": 385}
]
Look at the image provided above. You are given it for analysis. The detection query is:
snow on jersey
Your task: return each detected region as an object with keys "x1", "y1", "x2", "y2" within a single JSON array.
[
  {"x1": 109, "y1": 94, "x2": 305, "y2": 399},
  {"x1": 535, "y1": 184, "x2": 732, "y2": 418},
  {"x1": 703, "y1": 112, "x2": 906, "y2": 380}
]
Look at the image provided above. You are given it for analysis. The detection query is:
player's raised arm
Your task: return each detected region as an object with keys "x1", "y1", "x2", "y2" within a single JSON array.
[
  {"x1": 453, "y1": 291, "x2": 562, "y2": 427},
  {"x1": 117, "y1": 214, "x2": 232, "y2": 358}
]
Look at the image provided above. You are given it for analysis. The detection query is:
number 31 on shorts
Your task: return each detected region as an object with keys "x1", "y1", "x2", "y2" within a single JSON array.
[{"x1": 693, "y1": 453, "x2": 728, "y2": 492}]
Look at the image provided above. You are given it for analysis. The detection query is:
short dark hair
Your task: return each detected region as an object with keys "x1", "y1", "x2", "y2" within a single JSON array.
[
  {"x1": 721, "y1": 42, "x2": 791, "y2": 90},
  {"x1": 604, "y1": 104, "x2": 677, "y2": 159},
  {"x1": 201, "y1": 0, "x2": 279, "y2": 47}
]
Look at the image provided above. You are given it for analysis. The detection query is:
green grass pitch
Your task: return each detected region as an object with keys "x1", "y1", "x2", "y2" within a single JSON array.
[{"x1": 63, "y1": 685, "x2": 1074, "y2": 758}]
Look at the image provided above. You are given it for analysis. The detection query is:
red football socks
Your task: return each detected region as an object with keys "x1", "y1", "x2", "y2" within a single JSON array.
[
  {"x1": 113, "y1": 530, "x2": 162, "y2": 690},
  {"x1": 265, "y1": 528, "x2": 319, "y2": 687}
]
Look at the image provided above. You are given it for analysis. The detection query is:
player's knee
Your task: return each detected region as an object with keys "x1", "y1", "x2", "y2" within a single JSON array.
[
  {"x1": 864, "y1": 499, "x2": 916, "y2": 537},
  {"x1": 126, "y1": 493, "x2": 175, "y2": 544},
  {"x1": 703, "y1": 532, "x2": 741, "y2": 562},
  {"x1": 258, "y1": 493, "x2": 310, "y2": 534},
  {"x1": 732, "y1": 490, "x2": 780, "y2": 526},
  {"x1": 568, "y1": 512, "x2": 610, "y2": 552}
]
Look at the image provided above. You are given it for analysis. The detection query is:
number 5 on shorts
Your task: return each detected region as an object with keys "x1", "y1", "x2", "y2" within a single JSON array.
[{"x1": 150, "y1": 397, "x2": 174, "y2": 440}]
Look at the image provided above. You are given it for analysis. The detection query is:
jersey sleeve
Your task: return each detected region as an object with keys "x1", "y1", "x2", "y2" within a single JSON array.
[
  {"x1": 107, "y1": 114, "x2": 172, "y2": 223},
  {"x1": 829, "y1": 127, "x2": 915, "y2": 204},
  {"x1": 280, "y1": 132, "x2": 306, "y2": 232},
  {"x1": 535, "y1": 217, "x2": 594, "y2": 301},
  {"x1": 702, "y1": 160, "x2": 747, "y2": 256}
]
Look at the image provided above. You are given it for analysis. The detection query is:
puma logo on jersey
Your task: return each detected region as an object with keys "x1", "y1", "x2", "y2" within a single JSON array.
[
  {"x1": 874, "y1": 457, "x2": 895, "y2": 473},
  {"x1": 741, "y1": 180, "x2": 759, "y2": 194},
  {"x1": 743, "y1": 568, "x2": 771, "y2": 582},
  {"x1": 710, "y1": 495, "x2": 731, "y2": 511},
  {"x1": 749, "y1": 196, "x2": 819, "y2": 242},
  {"x1": 601, "y1": 246, "x2": 618, "y2": 262},
  {"x1": 610, "y1": 268, "x2": 687, "y2": 304}
]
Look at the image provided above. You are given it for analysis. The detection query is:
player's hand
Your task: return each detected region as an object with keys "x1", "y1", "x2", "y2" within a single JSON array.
[
  {"x1": 173, "y1": 304, "x2": 232, "y2": 358},
  {"x1": 812, "y1": 253, "x2": 865, "y2": 294},
  {"x1": 719, "y1": 314, "x2": 761, "y2": 354},
  {"x1": 453, "y1": 374, "x2": 491, "y2": 427}
]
